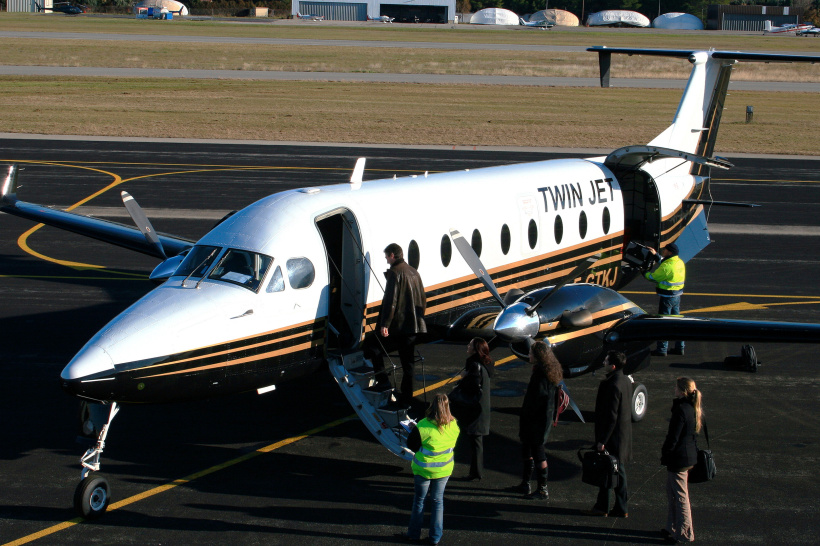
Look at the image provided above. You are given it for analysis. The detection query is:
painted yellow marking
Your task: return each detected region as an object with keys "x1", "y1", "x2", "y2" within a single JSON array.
[
  {"x1": 2, "y1": 352, "x2": 520, "y2": 546},
  {"x1": 685, "y1": 300, "x2": 820, "y2": 314}
]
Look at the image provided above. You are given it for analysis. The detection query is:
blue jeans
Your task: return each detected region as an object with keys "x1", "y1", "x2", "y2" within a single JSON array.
[
  {"x1": 408, "y1": 474, "x2": 449, "y2": 543},
  {"x1": 657, "y1": 295, "x2": 684, "y2": 353}
]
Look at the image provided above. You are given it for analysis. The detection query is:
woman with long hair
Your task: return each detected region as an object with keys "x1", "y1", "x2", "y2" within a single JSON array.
[
  {"x1": 516, "y1": 341, "x2": 563, "y2": 500},
  {"x1": 404, "y1": 393, "x2": 460, "y2": 545},
  {"x1": 661, "y1": 377, "x2": 703, "y2": 544},
  {"x1": 452, "y1": 337, "x2": 494, "y2": 480}
]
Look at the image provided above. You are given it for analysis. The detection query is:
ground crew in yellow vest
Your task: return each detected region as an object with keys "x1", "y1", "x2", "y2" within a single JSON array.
[
  {"x1": 403, "y1": 393, "x2": 460, "y2": 545},
  {"x1": 644, "y1": 242, "x2": 686, "y2": 357}
]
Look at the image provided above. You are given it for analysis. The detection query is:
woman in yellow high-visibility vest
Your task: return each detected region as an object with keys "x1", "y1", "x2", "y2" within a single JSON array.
[{"x1": 404, "y1": 393, "x2": 460, "y2": 545}]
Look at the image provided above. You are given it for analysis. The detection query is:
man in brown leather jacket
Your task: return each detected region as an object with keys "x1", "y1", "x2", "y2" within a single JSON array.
[{"x1": 369, "y1": 243, "x2": 426, "y2": 406}]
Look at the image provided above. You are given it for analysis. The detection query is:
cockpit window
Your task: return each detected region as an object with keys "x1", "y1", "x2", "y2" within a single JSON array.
[
  {"x1": 209, "y1": 248, "x2": 273, "y2": 292},
  {"x1": 286, "y1": 257, "x2": 315, "y2": 289},
  {"x1": 175, "y1": 245, "x2": 221, "y2": 278},
  {"x1": 266, "y1": 265, "x2": 285, "y2": 293}
]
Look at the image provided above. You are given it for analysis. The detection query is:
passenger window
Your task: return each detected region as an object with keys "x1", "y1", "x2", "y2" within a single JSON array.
[
  {"x1": 579, "y1": 211, "x2": 588, "y2": 239},
  {"x1": 602, "y1": 207, "x2": 611, "y2": 234},
  {"x1": 471, "y1": 229, "x2": 483, "y2": 257},
  {"x1": 554, "y1": 216, "x2": 564, "y2": 244},
  {"x1": 500, "y1": 224, "x2": 511, "y2": 255},
  {"x1": 266, "y1": 265, "x2": 285, "y2": 293},
  {"x1": 408, "y1": 240, "x2": 420, "y2": 270},
  {"x1": 528, "y1": 219, "x2": 538, "y2": 249},
  {"x1": 210, "y1": 248, "x2": 272, "y2": 292},
  {"x1": 287, "y1": 257, "x2": 315, "y2": 289},
  {"x1": 440, "y1": 235, "x2": 452, "y2": 267}
]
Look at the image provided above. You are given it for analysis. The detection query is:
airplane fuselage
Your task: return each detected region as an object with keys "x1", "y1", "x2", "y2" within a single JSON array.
[{"x1": 59, "y1": 155, "x2": 705, "y2": 404}]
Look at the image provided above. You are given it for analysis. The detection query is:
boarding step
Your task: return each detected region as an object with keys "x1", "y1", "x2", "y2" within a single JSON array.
[{"x1": 328, "y1": 351, "x2": 414, "y2": 461}]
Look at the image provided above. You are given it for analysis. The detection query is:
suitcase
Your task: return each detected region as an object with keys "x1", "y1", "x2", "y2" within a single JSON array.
[{"x1": 578, "y1": 447, "x2": 619, "y2": 489}]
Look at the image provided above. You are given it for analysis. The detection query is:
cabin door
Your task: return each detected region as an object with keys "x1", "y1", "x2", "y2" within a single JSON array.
[
  {"x1": 618, "y1": 169, "x2": 661, "y2": 251},
  {"x1": 316, "y1": 208, "x2": 368, "y2": 352}
]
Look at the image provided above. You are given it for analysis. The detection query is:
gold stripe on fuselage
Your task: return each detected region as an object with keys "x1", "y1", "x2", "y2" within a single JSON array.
[{"x1": 133, "y1": 338, "x2": 324, "y2": 379}]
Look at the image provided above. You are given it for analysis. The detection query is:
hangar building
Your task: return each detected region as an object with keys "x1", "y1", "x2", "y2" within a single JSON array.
[
  {"x1": 707, "y1": 4, "x2": 806, "y2": 31},
  {"x1": 292, "y1": 0, "x2": 455, "y2": 23}
]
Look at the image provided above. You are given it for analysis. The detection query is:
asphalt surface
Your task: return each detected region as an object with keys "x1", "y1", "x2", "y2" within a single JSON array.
[{"x1": 1, "y1": 138, "x2": 819, "y2": 545}]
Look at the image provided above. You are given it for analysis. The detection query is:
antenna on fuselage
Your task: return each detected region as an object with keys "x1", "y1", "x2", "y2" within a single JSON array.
[{"x1": 350, "y1": 157, "x2": 366, "y2": 190}]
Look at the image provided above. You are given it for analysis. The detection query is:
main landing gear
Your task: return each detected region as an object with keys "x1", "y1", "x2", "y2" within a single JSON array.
[
  {"x1": 628, "y1": 375, "x2": 648, "y2": 422},
  {"x1": 74, "y1": 402, "x2": 119, "y2": 519}
]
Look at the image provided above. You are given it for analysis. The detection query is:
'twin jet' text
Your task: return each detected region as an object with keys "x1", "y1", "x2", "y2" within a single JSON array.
[{"x1": 537, "y1": 178, "x2": 615, "y2": 212}]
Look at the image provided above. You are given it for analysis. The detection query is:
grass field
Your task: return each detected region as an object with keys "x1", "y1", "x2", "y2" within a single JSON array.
[{"x1": 0, "y1": 13, "x2": 819, "y2": 154}]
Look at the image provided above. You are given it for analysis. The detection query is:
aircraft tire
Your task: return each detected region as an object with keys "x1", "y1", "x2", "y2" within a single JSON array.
[
  {"x1": 631, "y1": 383, "x2": 648, "y2": 422},
  {"x1": 74, "y1": 474, "x2": 110, "y2": 519}
]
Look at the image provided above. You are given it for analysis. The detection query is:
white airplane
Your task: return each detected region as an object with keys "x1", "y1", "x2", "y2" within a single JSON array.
[
  {"x1": 368, "y1": 14, "x2": 394, "y2": 23},
  {"x1": 763, "y1": 20, "x2": 814, "y2": 34},
  {"x1": 3, "y1": 47, "x2": 820, "y2": 519},
  {"x1": 797, "y1": 27, "x2": 820, "y2": 36},
  {"x1": 296, "y1": 11, "x2": 324, "y2": 20},
  {"x1": 519, "y1": 17, "x2": 554, "y2": 29}
]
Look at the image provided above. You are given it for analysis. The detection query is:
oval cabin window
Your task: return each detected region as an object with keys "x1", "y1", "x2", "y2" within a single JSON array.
[
  {"x1": 408, "y1": 240, "x2": 420, "y2": 269},
  {"x1": 528, "y1": 219, "x2": 538, "y2": 249},
  {"x1": 602, "y1": 207, "x2": 611, "y2": 234},
  {"x1": 554, "y1": 216, "x2": 564, "y2": 245},
  {"x1": 579, "y1": 211, "x2": 588, "y2": 239},
  {"x1": 440, "y1": 234, "x2": 452, "y2": 267},
  {"x1": 500, "y1": 224, "x2": 511, "y2": 255},
  {"x1": 471, "y1": 229, "x2": 483, "y2": 257}
]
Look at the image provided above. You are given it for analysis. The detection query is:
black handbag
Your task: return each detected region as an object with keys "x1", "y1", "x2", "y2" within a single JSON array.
[
  {"x1": 577, "y1": 447, "x2": 619, "y2": 489},
  {"x1": 689, "y1": 423, "x2": 716, "y2": 483}
]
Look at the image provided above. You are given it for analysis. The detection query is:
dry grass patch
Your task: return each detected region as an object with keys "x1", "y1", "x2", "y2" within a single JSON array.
[
  {"x1": 3, "y1": 39, "x2": 820, "y2": 82},
  {"x1": 0, "y1": 77, "x2": 817, "y2": 154}
]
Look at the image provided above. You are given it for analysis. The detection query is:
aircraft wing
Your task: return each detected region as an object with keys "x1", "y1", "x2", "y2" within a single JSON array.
[
  {"x1": 605, "y1": 314, "x2": 820, "y2": 344},
  {"x1": 2, "y1": 166, "x2": 194, "y2": 259}
]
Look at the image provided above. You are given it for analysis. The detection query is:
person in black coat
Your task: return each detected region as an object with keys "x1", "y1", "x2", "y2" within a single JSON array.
[
  {"x1": 516, "y1": 341, "x2": 563, "y2": 500},
  {"x1": 452, "y1": 338, "x2": 493, "y2": 480},
  {"x1": 661, "y1": 377, "x2": 702, "y2": 544},
  {"x1": 587, "y1": 350, "x2": 633, "y2": 517}
]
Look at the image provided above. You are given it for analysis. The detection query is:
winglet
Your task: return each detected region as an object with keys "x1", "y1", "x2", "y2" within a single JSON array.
[
  {"x1": 350, "y1": 157, "x2": 366, "y2": 190},
  {"x1": 1, "y1": 165, "x2": 19, "y2": 204}
]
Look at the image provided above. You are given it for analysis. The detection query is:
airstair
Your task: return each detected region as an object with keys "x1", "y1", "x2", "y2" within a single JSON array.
[{"x1": 328, "y1": 351, "x2": 415, "y2": 460}]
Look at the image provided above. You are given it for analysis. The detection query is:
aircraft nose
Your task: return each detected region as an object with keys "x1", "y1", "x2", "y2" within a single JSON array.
[
  {"x1": 61, "y1": 345, "x2": 115, "y2": 381},
  {"x1": 493, "y1": 303, "x2": 540, "y2": 342}
]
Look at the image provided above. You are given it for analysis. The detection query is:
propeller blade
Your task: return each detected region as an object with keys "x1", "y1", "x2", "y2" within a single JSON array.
[
  {"x1": 121, "y1": 191, "x2": 166, "y2": 259},
  {"x1": 450, "y1": 228, "x2": 505, "y2": 307},
  {"x1": 525, "y1": 254, "x2": 601, "y2": 315},
  {"x1": 559, "y1": 380, "x2": 585, "y2": 423}
]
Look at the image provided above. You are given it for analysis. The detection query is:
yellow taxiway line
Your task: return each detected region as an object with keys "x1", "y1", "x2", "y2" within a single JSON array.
[{"x1": 2, "y1": 354, "x2": 517, "y2": 546}]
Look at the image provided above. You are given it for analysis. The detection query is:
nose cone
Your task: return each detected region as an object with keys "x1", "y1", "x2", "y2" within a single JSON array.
[
  {"x1": 62, "y1": 345, "x2": 115, "y2": 381},
  {"x1": 493, "y1": 303, "x2": 540, "y2": 342}
]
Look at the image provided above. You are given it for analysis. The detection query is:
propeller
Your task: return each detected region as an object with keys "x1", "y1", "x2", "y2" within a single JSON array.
[
  {"x1": 449, "y1": 228, "x2": 505, "y2": 307},
  {"x1": 121, "y1": 191, "x2": 166, "y2": 259},
  {"x1": 449, "y1": 229, "x2": 590, "y2": 423}
]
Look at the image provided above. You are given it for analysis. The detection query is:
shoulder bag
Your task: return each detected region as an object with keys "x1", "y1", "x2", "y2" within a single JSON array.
[{"x1": 688, "y1": 423, "x2": 716, "y2": 483}]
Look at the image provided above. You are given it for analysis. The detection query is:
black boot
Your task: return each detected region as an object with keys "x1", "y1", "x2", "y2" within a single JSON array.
[
  {"x1": 515, "y1": 459, "x2": 534, "y2": 496},
  {"x1": 534, "y1": 466, "x2": 549, "y2": 500}
]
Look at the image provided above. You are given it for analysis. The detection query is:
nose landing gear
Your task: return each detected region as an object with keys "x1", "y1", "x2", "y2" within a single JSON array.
[{"x1": 73, "y1": 402, "x2": 119, "y2": 519}]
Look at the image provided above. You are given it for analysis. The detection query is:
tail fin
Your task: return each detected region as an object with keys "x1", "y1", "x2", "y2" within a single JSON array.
[{"x1": 588, "y1": 47, "x2": 820, "y2": 159}]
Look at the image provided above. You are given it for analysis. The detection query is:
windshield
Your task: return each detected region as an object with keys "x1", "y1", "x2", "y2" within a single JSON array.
[
  {"x1": 209, "y1": 248, "x2": 273, "y2": 292},
  {"x1": 175, "y1": 245, "x2": 220, "y2": 278}
]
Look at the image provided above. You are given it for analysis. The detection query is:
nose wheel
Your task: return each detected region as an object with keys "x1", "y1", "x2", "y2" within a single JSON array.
[
  {"x1": 74, "y1": 402, "x2": 119, "y2": 518},
  {"x1": 73, "y1": 474, "x2": 111, "y2": 519}
]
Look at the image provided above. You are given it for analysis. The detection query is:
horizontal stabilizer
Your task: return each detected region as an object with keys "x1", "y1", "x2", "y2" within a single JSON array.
[{"x1": 605, "y1": 315, "x2": 820, "y2": 344}]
